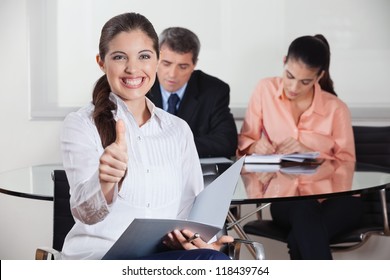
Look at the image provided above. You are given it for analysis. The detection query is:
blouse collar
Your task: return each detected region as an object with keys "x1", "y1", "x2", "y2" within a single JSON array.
[
  {"x1": 276, "y1": 79, "x2": 327, "y2": 117},
  {"x1": 109, "y1": 92, "x2": 171, "y2": 127}
]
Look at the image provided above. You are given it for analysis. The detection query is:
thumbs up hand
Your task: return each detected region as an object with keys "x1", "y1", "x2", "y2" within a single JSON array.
[
  {"x1": 114, "y1": 118, "x2": 127, "y2": 152},
  {"x1": 99, "y1": 119, "x2": 129, "y2": 200}
]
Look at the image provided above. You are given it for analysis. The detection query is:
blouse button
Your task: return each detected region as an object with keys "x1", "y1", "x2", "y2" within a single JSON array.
[{"x1": 137, "y1": 136, "x2": 142, "y2": 141}]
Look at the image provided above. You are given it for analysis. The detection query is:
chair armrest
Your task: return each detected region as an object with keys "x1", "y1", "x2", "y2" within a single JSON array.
[
  {"x1": 228, "y1": 239, "x2": 265, "y2": 260},
  {"x1": 35, "y1": 247, "x2": 62, "y2": 260},
  {"x1": 201, "y1": 164, "x2": 218, "y2": 176},
  {"x1": 379, "y1": 189, "x2": 390, "y2": 235}
]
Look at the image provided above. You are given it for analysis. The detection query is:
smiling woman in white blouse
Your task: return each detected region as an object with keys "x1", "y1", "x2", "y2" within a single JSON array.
[{"x1": 60, "y1": 12, "x2": 232, "y2": 260}]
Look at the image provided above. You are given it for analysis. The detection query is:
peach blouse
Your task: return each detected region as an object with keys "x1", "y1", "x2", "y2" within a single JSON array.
[{"x1": 238, "y1": 77, "x2": 355, "y2": 161}]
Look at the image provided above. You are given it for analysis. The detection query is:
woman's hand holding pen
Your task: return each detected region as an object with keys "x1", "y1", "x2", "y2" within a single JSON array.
[
  {"x1": 249, "y1": 135, "x2": 277, "y2": 155},
  {"x1": 99, "y1": 119, "x2": 128, "y2": 203},
  {"x1": 276, "y1": 137, "x2": 311, "y2": 154},
  {"x1": 163, "y1": 229, "x2": 234, "y2": 251}
]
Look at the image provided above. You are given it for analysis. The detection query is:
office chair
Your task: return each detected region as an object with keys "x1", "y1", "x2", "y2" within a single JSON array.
[
  {"x1": 242, "y1": 126, "x2": 390, "y2": 253},
  {"x1": 35, "y1": 170, "x2": 75, "y2": 260},
  {"x1": 353, "y1": 126, "x2": 390, "y2": 169},
  {"x1": 36, "y1": 169, "x2": 264, "y2": 260}
]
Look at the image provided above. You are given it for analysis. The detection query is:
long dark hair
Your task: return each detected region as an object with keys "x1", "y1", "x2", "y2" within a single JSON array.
[
  {"x1": 92, "y1": 12, "x2": 159, "y2": 147},
  {"x1": 286, "y1": 34, "x2": 336, "y2": 96}
]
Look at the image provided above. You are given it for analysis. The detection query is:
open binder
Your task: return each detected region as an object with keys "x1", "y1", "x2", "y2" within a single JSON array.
[{"x1": 102, "y1": 157, "x2": 245, "y2": 260}]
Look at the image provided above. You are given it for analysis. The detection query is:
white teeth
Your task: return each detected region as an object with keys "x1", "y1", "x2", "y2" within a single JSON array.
[{"x1": 124, "y1": 78, "x2": 142, "y2": 86}]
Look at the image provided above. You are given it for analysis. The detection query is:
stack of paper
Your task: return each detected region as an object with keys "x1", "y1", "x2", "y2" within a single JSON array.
[
  {"x1": 199, "y1": 157, "x2": 233, "y2": 164},
  {"x1": 244, "y1": 152, "x2": 320, "y2": 164},
  {"x1": 243, "y1": 163, "x2": 320, "y2": 174}
]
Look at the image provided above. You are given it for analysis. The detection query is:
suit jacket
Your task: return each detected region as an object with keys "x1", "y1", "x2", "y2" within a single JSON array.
[{"x1": 147, "y1": 70, "x2": 237, "y2": 158}]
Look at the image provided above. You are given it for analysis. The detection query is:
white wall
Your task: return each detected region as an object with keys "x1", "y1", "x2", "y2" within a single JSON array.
[
  {"x1": 27, "y1": 0, "x2": 390, "y2": 122},
  {"x1": 1, "y1": 0, "x2": 390, "y2": 172},
  {"x1": 0, "y1": 194, "x2": 53, "y2": 259},
  {"x1": 0, "y1": 0, "x2": 62, "y2": 173},
  {"x1": 0, "y1": 0, "x2": 389, "y2": 259},
  {"x1": 0, "y1": 0, "x2": 60, "y2": 258}
]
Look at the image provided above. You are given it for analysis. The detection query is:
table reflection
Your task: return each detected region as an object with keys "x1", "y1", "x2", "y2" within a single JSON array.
[{"x1": 240, "y1": 160, "x2": 355, "y2": 200}]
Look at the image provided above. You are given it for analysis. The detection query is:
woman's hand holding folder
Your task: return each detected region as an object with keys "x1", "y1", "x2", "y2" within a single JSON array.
[{"x1": 163, "y1": 229, "x2": 233, "y2": 251}]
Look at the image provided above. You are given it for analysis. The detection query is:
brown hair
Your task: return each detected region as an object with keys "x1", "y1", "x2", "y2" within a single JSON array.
[
  {"x1": 286, "y1": 34, "x2": 336, "y2": 96},
  {"x1": 92, "y1": 12, "x2": 159, "y2": 147}
]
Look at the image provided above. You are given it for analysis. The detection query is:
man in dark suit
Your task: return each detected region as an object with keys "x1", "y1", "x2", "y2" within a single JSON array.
[{"x1": 147, "y1": 27, "x2": 237, "y2": 158}]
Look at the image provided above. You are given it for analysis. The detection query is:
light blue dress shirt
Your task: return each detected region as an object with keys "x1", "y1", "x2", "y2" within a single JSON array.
[{"x1": 160, "y1": 84, "x2": 188, "y2": 112}]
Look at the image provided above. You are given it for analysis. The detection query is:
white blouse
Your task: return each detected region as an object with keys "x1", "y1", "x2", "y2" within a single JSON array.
[{"x1": 60, "y1": 94, "x2": 203, "y2": 259}]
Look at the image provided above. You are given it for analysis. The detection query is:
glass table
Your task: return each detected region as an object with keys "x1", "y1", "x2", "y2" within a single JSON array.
[
  {"x1": 0, "y1": 164, "x2": 62, "y2": 201},
  {"x1": 2, "y1": 161, "x2": 389, "y2": 202},
  {"x1": 227, "y1": 160, "x2": 390, "y2": 257},
  {"x1": 1, "y1": 161, "x2": 389, "y2": 259},
  {"x1": 233, "y1": 160, "x2": 390, "y2": 204}
]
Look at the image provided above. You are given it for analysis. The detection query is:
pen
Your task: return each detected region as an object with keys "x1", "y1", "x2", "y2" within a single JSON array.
[
  {"x1": 262, "y1": 121, "x2": 272, "y2": 143},
  {"x1": 187, "y1": 233, "x2": 200, "y2": 243},
  {"x1": 263, "y1": 128, "x2": 271, "y2": 143},
  {"x1": 262, "y1": 121, "x2": 277, "y2": 153}
]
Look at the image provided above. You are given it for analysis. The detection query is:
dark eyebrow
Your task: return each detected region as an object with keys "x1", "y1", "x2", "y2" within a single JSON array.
[
  {"x1": 139, "y1": 49, "x2": 153, "y2": 53},
  {"x1": 286, "y1": 69, "x2": 314, "y2": 83},
  {"x1": 286, "y1": 69, "x2": 294, "y2": 78},
  {"x1": 109, "y1": 51, "x2": 126, "y2": 56},
  {"x1": 109, "y1": 50, "x2": 154, "y2": 56}
]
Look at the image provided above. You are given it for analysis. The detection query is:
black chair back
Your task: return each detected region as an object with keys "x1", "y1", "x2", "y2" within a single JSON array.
[
  {"x1": 52, "y1": 170, "x2": 75, "y2": 251},
  {"x1": 353, "y1": 126, "x2": 390, "y2": 170},
  {"x1": 353, "y1": 125, "x2": 390, "y2": 228}
]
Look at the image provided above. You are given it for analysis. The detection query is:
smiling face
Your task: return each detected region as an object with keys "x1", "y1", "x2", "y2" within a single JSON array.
[
  {"x1": 282, "y1": 58, "x2": 323, "y2": 101},
  {"x1": 97, "y1": 29, "x2": 158, "y2": 108},
  {"x1": 157, "y1": 44, "x2": 196, "y2": 93}
]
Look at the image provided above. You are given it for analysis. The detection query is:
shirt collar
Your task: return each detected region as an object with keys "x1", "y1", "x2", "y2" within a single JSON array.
[
  {"x1": 309, "y1": 83, "x2": 327, "y2": 117},
  {"x1": 160, "y1": 83, "x2": 187, "y2": 111},
  {"x1": 276, "y1": 78, "x2": 284, "y2": 100},
  {"x1": 275, "y1": 79, "x2": 327, "y2": 117},
  {"x1": 109, "y1": 92, "x2": 171, "y2": 128}
]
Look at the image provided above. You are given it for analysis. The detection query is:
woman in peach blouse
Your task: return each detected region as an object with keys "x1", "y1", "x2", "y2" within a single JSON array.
[
  {"x1": 237, "y1": 35, "x2": 355, "y2": 160},
  {"x1": 238, "y1": 35, "x2": 362, "y2": 259}
]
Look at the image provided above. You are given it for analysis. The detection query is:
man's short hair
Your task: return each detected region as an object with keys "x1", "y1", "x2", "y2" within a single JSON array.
[{"x1": 159, "y1": 27, "x2": 201, "y2": 65}]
